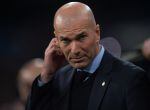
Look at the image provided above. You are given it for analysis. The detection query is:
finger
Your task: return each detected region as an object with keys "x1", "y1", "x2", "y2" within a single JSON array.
[
  {"x1": 46, "y1": 45, "x2": 62, "y2": 56},
  {"x1": 45, "y1": 38, "x2": 59, "y2": 53},
  {"x1": 53, "y1": 38, "x2": 60, "y2": 48},
  {"x1": 54, "y1": 48, "x2": 63, "y2": 55},
  {"x1": 50, "y1": 38, "x2": 60, "y2": 48},
  {"x1": 45, "y1": 40, "x2": 62, "y2": 54}
]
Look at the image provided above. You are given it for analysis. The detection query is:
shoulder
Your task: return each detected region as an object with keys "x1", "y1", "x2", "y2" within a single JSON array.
[
  {"x1": 55, "y1": 64, "x2": 73, "y2": 76},
  {"x1": 113, "y1": 57, "x2": 144, "y2": 73},
  {"x1": 111, "y1": 56, "x2": 149, "y2": 86},
  {"x1": 103, "y1": 51, "x2": 145, "y2": 78},
  {"x1": 53, "y1": 64, "x2": 74, "y2": 80}
]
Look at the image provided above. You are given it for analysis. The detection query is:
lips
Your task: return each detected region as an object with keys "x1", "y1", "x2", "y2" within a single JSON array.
[{"x1": 70, "y1": 57, "x2": 85, "y2": 63}]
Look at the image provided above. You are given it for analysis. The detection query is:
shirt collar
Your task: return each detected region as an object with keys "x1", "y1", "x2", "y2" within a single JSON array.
[{"x1": 77, "y1": 45, "x2": 105, "y2": 74}]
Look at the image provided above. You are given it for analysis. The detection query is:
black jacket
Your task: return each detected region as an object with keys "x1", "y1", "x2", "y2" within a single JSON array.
[{"x1": 26, "y1": 51, "x2": 150, "y2": 110}]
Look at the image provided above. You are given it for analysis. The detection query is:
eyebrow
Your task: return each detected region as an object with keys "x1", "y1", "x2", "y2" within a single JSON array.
[
  {"x1": 75, "y1": 32, "x2": 86, "y2": 39},
  {"x1": 60, "y1": 36, "x2": 69, "y2": 41},
  {"x1": 60, "y1": 32, "x2": 86, "y2": 40}
]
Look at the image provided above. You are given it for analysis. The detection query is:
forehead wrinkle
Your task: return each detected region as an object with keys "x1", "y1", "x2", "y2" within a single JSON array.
[
  {"x1": 56, "y1": 27, "x2": 88, "y2": 38},
  {"x1": 55, "y1": 15, "x2": 91, "y2": 31},
  {"x1": 58, "y1": 30, "x2": 86, "y2": 40},
  {"x1": 58, "y1": 27, "x2": 86, "y2": 33}
]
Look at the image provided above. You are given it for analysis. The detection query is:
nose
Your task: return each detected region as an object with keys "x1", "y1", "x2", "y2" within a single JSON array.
[{"x1": 70, "y1": 41, "x2": 80, "y2": 55}]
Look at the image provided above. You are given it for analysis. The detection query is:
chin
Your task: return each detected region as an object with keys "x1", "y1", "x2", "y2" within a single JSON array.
[{"x1": 70, "y1": 62, "x2": 89, "y2": 69}]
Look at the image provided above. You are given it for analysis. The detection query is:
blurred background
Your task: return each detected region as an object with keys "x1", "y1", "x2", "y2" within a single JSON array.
[{"x1": 0, "y1": 0, "x2": 150, "y2": 108}]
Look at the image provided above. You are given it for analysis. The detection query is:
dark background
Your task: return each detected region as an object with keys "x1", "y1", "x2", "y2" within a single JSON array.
[{"x1": 0, "y1": 0, "x2": 150, "y2": 105}]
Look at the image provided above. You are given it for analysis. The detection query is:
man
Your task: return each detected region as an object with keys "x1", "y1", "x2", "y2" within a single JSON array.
[
  {"x1": 132, "y1": 38, "x2": 150, "y2": 80},
  {"x1": 142, "y1": 38, "x2": 150, "y2": 60},
  {"x1": 141, "y1": 38, "x2": 150, "y2": 79},
  {"x1": 0, "y1": 58, "x2": 43, "y2": 110},
  {"x1": 17, "y1": 58, "x2": 43, "y2": 106},
  {"x1": 26, "y1": 2, "x2": 150, "y2": 110}
]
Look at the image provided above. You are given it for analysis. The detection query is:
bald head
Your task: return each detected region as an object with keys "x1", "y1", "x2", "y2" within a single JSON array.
[
  {"x1": 53, "y1": 2, "x2": 100, "y2": 69},
  {"x1": 54, "y1": 2, "x2": 97, "y2": 34}
]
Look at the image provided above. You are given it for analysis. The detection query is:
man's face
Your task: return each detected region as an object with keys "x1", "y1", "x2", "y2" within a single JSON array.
[{"x1": 55, "y1": 21, "x2": 100, "y2": 69}]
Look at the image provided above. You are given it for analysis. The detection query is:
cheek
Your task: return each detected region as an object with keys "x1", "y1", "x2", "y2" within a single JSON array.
[
  {"x1": 83, "y1": 38, "x2": 97, "y2": 51},
  {"x1": 83, "y1": 39, "x2": 98, "y2": 57},
  {"x1": 60, "y1": 47, "x2": 69, "y2": 58}
]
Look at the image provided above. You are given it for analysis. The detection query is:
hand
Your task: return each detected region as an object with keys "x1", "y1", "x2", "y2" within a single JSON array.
[{"x1": 41, "y1": 38, "x2": 66, "y2": 83}]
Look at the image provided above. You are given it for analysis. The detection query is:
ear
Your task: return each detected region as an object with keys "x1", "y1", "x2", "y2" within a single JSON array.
[
  {"x1": 95, "y1": 24, "x2": 100, "y2": 42},
  {"x1": 54, "y1": 31, "x2": 59, "y2": 40},
  {"x1": 54, "y1": 31, "x2": 56, "y2": 37},
  {"x1": 54, "y1": 31, "x2": 61, "y2": 46}
]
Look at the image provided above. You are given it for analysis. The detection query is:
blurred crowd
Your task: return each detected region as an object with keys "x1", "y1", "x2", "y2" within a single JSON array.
[
  {"x1": 134, "y1": 38, "x2": 150, "y2": 79},
  {"x1": 0, "y1": 58, "x2": 43, "y2": 110}
]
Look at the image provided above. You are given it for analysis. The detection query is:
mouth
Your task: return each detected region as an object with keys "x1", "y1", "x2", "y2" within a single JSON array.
[{"x1": 70, "y1": 57, "x2": 85, "y2": 63}]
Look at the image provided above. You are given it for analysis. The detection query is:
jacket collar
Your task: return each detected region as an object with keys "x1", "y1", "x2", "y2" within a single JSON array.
[{"x1": 88, "y1": 50, "x2": 114, "y2": 110}]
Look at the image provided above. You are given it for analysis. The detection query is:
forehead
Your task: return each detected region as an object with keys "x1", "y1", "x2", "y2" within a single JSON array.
[
  {"x1": 54, "y1": 15, "x2": 93, "y2": 34},
  {"x1": 56, "y1": 27, "x2": 89, "y2": 39},
  {"x1": 55, "y1": 22, "x2": 91, "y2": 38}
]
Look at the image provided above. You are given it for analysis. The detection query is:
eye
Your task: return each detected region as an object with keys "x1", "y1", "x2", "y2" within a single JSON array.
[
  {"x1": 61, "y1": 39, "x2": 70, "y2": 45},
  {"x1": 59, "y1": 36, "x2": 70, "y2": 45},
  {"x1": 77, "y1": 34, "x2": 87, "y2": 41}
]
